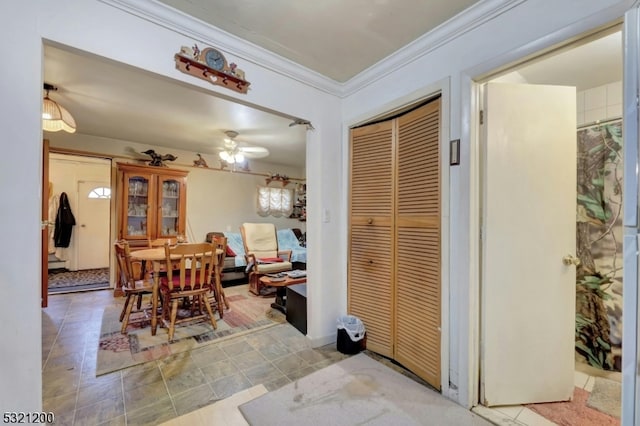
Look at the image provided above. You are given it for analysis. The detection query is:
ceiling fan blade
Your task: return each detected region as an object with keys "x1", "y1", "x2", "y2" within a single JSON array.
[
  {"x1": 239, "y1": 146, "x2": 269, "y2": 154},
  {"x1": 240, "y1": 147, "x2": 269, "y2": 159}
]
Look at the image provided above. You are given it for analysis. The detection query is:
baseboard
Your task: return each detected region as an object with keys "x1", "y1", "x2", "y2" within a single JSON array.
[
  {"x1": 48, "y1": 261, "x2": 66, "y2": 270},
  {"x1": 308, "y1": 332, "x2": 337, "y2": 348}
]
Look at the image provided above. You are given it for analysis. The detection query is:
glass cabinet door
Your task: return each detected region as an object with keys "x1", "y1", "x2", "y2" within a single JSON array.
[
  {"x1": 124, "y1": 173, "x2": 151, "y2": 238},
  {"x1": 158, "y1": 177, "x2": 182, "y2": 237}
]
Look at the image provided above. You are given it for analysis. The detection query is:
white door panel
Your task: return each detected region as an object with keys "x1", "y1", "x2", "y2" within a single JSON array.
[
  {"x1": 482, "y1": 82, "x2": 576, "y2": 406},
  {"x1": 77, "y1": 181, "x2": 110, "y2": 270}
]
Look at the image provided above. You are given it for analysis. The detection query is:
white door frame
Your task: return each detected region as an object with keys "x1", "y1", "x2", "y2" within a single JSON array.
[
  {"x1": 622, "y1": 6, "x2": 640, "y2": 426},
  {"x1": 459, "y1": 2, "x2": 638, "y2": 419}
]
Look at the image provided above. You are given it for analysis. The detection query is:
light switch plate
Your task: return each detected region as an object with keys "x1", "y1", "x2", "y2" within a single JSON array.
[{"x1": 322, "y1": 208, "x2": 330, "y2": 223}]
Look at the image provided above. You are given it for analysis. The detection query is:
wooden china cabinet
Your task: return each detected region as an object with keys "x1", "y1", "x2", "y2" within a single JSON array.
[{"x1": 115, "y1": 163, "x2": 188, "y2": 294}]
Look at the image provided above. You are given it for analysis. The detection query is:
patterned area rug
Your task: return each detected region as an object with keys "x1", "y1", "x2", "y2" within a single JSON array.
[
  {"x1": 96, "y1": 290, "x2": 285, "y2": 376},
  {"x1": 48, "y1": 268, "x2": 110, "y2": 293},
  {"x1": 525, "y1": 387, "x2": 620, "y2": 426}
]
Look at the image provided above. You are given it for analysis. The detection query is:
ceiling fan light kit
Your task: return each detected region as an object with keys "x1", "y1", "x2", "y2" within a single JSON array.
[
  {"x1": 217, "y1": 130, "x2": 269, "y2": 165},
  {"x1": 42, "y1": 83, "x2": 76, "y2": 133},
  {"x1": 219, "y1": 150, "x2": 244, "y2": 164}
]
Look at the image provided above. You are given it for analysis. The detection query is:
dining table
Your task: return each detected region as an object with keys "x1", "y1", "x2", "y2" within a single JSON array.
[{"x1": 131, "y1": 246, "x2": 223, "y2": 335}]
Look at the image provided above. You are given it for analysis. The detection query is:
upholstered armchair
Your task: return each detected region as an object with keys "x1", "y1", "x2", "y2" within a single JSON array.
[{"x1": 240, "y1": 223, "x2": 293, "y2": 295}]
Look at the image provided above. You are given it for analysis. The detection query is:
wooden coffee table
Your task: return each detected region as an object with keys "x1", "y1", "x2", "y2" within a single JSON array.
[{"x1": 259, "y1": 275, "x2": 307, "y2": 313}]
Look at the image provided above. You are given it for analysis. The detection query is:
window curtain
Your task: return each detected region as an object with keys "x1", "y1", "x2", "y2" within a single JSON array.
[{"x1": 257, "y1": 186, "x2": 293, "y2": 217}]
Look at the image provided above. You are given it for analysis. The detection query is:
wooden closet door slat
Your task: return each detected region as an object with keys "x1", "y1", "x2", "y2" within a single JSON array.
[
  {"x1": 395, "y1": 99, "x2": 441, "y2": 389},
  {"x1": 348, "y1": 120, "x2": 394, "y2": 357}
]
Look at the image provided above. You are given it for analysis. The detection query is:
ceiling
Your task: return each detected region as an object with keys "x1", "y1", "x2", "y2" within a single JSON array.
[
  {"x1": 44, "y1": 45, "x2": 310, "y2": 168},
  {"x1": 506, "y1": 30, "x2": 622, "y2": 92},
  {"x1": 43, "y1": 2, "x2": 622, "y2": 169},
  {"x1": 157, "y1": 0, "x2": 480, "y2": 83}
]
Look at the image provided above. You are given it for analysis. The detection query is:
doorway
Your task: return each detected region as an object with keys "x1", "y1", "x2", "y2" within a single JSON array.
[
  {"x1": 477, "y1": 27, "x2": 623, "y2": 423},
  {"x1": 47, "y1": 153, "x2": 112, "y2": 294}
]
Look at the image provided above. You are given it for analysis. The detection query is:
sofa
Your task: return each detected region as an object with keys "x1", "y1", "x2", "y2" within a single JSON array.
[{"x1": 206, "y1": 227, "x2": 306, "y2": 282}]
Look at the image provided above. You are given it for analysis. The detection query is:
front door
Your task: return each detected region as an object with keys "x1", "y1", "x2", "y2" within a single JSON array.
[
  {"x1": 481, "y1": 82, "x2": 577, "y2": 406},
  {"x1": 77, "y1": 181, "x2": 111, "y2": 270}
]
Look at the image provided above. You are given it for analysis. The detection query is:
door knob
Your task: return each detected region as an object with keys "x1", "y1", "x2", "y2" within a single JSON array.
[{"x1": 562, "y1": 255, "x2": 580, "y2": 266}]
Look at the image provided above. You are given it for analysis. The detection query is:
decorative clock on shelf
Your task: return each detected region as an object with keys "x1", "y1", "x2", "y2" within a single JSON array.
[
  {"x1": 203, "y1": 47, "x2": 227, "y2": 71},
  {"x1": 174, "y1": 44, "x2": 250, "y2": 94}
]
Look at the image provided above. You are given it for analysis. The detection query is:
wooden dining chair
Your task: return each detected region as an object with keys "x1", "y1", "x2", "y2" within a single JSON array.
[
  {"x1": 114, "y1": 240, "x2": 154, "y2": 333},
  {"x1": 160, "y1": 242, "x2": 218, "y2": 341},
  {"x1": 146, "y1": 237, "x2": 179, "y2": 276},
  {"x1": 210, "y1": 236, "x2": 229, "y2": 318}
]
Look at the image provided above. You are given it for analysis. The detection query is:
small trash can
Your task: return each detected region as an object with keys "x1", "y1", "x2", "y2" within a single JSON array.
[{"x1": 336, "y1": 315, "x2": 366, "y2": 354}]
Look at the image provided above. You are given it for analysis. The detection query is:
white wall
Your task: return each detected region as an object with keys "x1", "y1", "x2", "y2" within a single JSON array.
[
  {"x1": 185, "y1": 166, "x2": 305, "y2": 240},
  {"x1": 1, "y1": 0, "x2": 635, "y2": 414},
  {"x1": 577, "y1": 81, "x2": 623, "y2": 126}
]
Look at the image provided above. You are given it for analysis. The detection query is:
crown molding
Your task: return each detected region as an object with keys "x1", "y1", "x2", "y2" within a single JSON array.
[
  {"x1": 100, "y1": 0, "x2": 525, "y2": 99},
  {"x1": 341, "y1": 0, "x2": 526, "y2": 97},
  {"x1": 99, "y1": 0, "x2": 343, "y2": 96}
]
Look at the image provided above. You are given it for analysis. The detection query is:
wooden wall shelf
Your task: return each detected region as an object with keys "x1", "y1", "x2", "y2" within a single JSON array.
[
  {"x1": 174, "y1": 54, "x2": 250, "y2": 94},
  {"x1": 265, "y1": 176, "x2": 290, "y2": 186}
]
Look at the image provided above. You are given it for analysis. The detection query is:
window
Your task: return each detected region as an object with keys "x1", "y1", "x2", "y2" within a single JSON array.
[
  {"x1": 88, "y1": 187, "x2": 111, "y2": 199},
  {"x1": 257, "y1": 186, "x2": 293, "y2": 217}
]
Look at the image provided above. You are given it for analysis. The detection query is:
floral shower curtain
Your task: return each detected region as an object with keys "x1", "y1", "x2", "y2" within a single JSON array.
[{"x1": 575, "y1": 120, "x2": 623, "y2": 371}]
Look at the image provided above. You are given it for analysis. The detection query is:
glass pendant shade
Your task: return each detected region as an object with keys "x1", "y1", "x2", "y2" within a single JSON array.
[
  {"x1": 42, "y1": 95, "x2": 76, "y2": 133},
  {"x1": 219, "y1": 150, "x2": 244, "y2": 164}
]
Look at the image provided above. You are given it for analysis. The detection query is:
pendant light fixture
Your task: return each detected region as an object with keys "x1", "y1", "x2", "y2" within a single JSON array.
[{"x1": 42, "y1": 83, "x2": 76, "y2": 133}]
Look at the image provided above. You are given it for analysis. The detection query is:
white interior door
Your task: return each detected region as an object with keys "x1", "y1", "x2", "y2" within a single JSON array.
[
  {"x1": 481, "y1": 82, "x2": 577, "y2": 406},
  {"x1": 77, "y1": 181, "x2": 110, "y2": 270}
]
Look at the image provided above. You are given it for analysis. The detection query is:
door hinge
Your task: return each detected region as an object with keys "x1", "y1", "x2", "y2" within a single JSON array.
[{"x1": 479, "y1": 110, "x2": 484, "y2": 125}]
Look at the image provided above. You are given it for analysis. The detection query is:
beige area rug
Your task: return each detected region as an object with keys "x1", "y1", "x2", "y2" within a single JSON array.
[
  {"x1": 239, "y1": 353, "x2": 491, "y2": 425},
  {"x1": 96, "y1": 285, "x2": 284, "y2": 376},
  {"x1": 587, "y1": 377, "x2": 621, "y2": 418}
]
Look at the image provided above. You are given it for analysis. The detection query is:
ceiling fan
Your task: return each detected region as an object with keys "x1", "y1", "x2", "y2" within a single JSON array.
[{"x1": 217, "y1": 130, "x2": 269, "y2": 164}]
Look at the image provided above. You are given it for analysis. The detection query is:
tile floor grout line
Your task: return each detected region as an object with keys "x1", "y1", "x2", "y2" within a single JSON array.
[
  {"x1": 120, "y1": 371, "x2": 129, "y2": 426},
  {"x1": 158, "y1": 358, "x2": 180, "y2": 418},
  {"x1": 41, "y1": 300, "x2": 73, "y2": 372}
]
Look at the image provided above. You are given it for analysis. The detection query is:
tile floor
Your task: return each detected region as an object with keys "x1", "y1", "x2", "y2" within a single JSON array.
[
  {"x1": 43, "y1": 286, "x2": 618, "y2": 426},
  {"x1": 42, "y1": 287, "x2": 351, "y2": 425}
]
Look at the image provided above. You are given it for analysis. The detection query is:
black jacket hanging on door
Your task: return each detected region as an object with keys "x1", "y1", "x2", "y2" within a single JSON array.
[{"x1": 54, "y1": 192, "x2": 76, "y2": 248}]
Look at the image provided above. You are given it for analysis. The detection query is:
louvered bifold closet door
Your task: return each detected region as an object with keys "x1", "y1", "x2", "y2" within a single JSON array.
[
  {"x1": 395, "y1": 98, "x2": 441, "y2": 389},
  {"x1": 349, "y1": 121, "x2": 394, "y2": 357}
]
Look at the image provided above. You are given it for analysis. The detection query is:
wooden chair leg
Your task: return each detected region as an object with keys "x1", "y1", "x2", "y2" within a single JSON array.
[
  {"x1": 211, "y1": 283, "x2": 224, "y2": 319},
  {"x1": 202, "y1": 293, "x2": 218, "y2": 330},
  {"x1": 168, "y1": 299, "x2": 179, "y2": 341},
  {"x1": 119, "y1": 294, "x2": 132, "y2": 322},
  {"x1": 121, "y1": 295, "x2": 136, "y2": 334},
  {"x1": 249, "y1": 273, "x2": 262, "y2": 295},
  {"x1": 222, "y1": 289, "x2": 229, "y2": 309}
]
